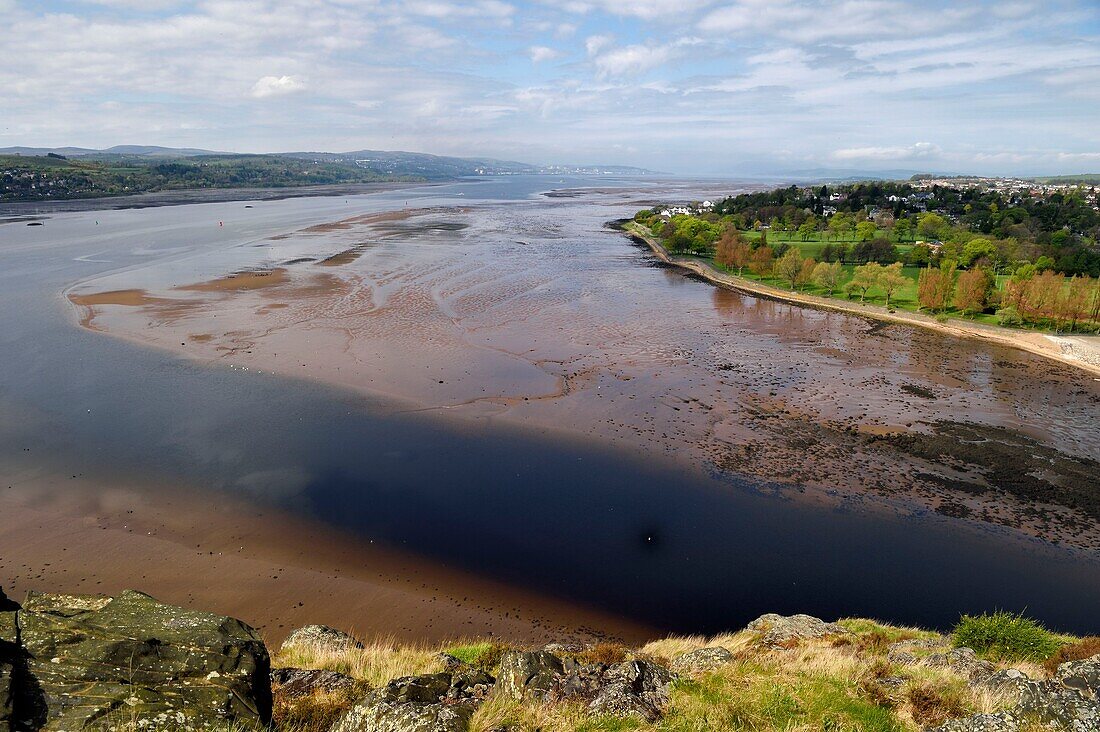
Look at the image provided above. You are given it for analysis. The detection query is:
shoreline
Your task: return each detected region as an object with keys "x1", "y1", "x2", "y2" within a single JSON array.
[
  {"x1": 621, "y1": 221, "x2": 1100, "y2": 379},
  {"x1": 0, "y1": 180, "x2": 434, "y2": 216}
]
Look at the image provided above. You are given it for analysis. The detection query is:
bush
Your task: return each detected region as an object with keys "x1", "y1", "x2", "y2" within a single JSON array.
[
  {"x1": 1043, "y1": 637, "x2": 1100, "y2": 674},
  {"x1": 996, "y1": 307, "x2": 1023, "y2": 327},
  {"x1": 952, "y1": 612, "x2": 1063, "y2": 662}
]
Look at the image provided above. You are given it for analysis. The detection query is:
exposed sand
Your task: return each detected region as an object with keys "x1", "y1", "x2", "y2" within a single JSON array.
[
  {"x1": 62, "y1": 202, "x2": 1100, "y2": 557},
  {"x1": 177, "y1": 268, "x2": 289, "y2": 292},
  {"x1": 0, "y1": 468, "x2": 656, "y2": 647}
]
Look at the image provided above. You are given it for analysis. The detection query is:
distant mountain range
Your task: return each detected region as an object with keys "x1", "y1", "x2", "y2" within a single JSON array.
[{"x1": 0, "y1": 146, "x2": 658, "y2": 178}]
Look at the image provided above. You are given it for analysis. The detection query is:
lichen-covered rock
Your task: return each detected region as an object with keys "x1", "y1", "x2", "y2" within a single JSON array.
[
  {"x1": 271, "y1": 667, "x2": 361, "y2": 698},
  {"x1": 17, "y1": 589, "x2": 271, "y2": 731},
  {"x1": 280, "y1": 624, "x2": 362, "y2": 654},
  {"x1": 978, "y1": 669, "x2": 1032, "y2": 698},
  {"x1": 671, "y1": 647, "x2": 734, "y2": 674},
  {"x1": 446, "y1": 670, "x2": 494, "y2": 702},
  {"x1": 587, "y1": 681, "x2": 662, "y2": 723},
  {"x1": 925, "y1": 647, "x2": 996, "y2": 683},
  {"x1": 886, "y1": 637, "x2": 946, "y2": 666},
  {"x1": 331, "y1": 673, "x2": 478, "y2": 732},
  {"x1": 1015, "y1": 677, "x2": 1099, "y2": 730},
  {"x1": 332, "y1": 697, "x2": 474, "y2": 732},
  {"x1": 746, "y1": 614, "x2": 848, "y2": 648},
  {"x1": 932, "y1": 711, "x2": 1019, "y2": 732},
  {"x1": 587, "y1": 660, "x2": 675, "y2": 721},
  {"x1": 552, "y1": 663, "x2": 609, "y2": 701},
  {"x1": 933, "y1": 655, "x2": 1100, "y2": 732},
  {"x1": 1056, "y1": 654, "x2": 1100, "y2": 697},
  {"x1": 434, "y1": 653, "x2": 464, "y2": 673},
  {"x1": 496, "y1": 651, "x2": 564, "y2": 701}
]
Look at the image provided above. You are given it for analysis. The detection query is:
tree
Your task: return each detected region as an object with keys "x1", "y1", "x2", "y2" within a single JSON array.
[
  {"x1": 906, "y1": 242, "x2": 933, "y2": 266},
  {"x1": 954, "y1": 268, "x2": 994, "y2": 315},
  {"x1": 749, "y1": 246, "x2": 774, "y2": 277},
  {"x1": 797, "y1": 257, "x2": 818, "y2": 292},
  {"x1": 1023, "y1": 270, "x2": 1063, "y2": 325},
  {"x1": 776, "y1": 248, "x2": 804, "y2": 290},
  {"x1": 845, "y1": 262, "x2": 882, "y2": 302},
  {"x1": 1057, "y1": 275, "x2": 1093, "y2": 331},
  {"x1": 878, "y1": 262, "x2": 908, "y2": 308},
  {"x1": 716, "y1": 230, "x2": 751, "y2": 275},
  {"x1": 1090, "y1": 276, "x2": 1100, "y2": 325},
  {"x1": 961, "y1": 237, "x2": 997, "y2": 268},
  {"x1": 828, "y1": 213, "x2": 854, "y2": 241},
  {"x1": 893, "y1": 217, "x2": 913, "y2": 241},
  {"x1": 917, "y1": 264, "x2": 955, "y2": 312},
  {"x1": 856, "y1": 221, "x2": 877, "y2": 241},
  {"x1": 797, "y1": 218, "x2": 817, "y2": 241},
  {"x1": 813, "y1": 261, "x2": 843, "y2": 295},
  {"x1": 917, "y1": 212, "x2": 948, "y2": 240}
]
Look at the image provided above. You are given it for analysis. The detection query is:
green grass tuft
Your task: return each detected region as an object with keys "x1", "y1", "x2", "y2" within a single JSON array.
[
  {"x1": 952, "y1": 612, "x2": 1064, "y2": 662},
  {"x1": 443, "y1": 642, "x2": 496, "y2": 664}
]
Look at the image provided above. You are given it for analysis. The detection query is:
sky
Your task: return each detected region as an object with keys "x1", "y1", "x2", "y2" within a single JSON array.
[{"x1": 2, "y1": 0, "x2": 1099, "y2": 176}]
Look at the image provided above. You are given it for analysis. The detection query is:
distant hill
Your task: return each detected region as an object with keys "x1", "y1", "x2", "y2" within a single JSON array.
[
  {"x1": 1, "y1": 146, "x2": 657, "y2": 177},
  {"x1": 0, "y1": 153, "x2": 408, "y2": 202},
  {"x1": 283, "y1": 149, "x2": 657, "y2": 177},
  {"x1": 0, "y1": 146, "x2": 657, "y2": 202},
  {"x1": 0, "y1": 145, "x2": 227, "y2": 157},
  {"x1": 1032, "y1": 174, "x2": 1100, "y2": 185}
]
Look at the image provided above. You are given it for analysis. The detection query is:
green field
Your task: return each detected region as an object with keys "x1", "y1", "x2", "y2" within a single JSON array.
[{"x1": 628, "y1": 222, "x2": 1023, "y2": 328}]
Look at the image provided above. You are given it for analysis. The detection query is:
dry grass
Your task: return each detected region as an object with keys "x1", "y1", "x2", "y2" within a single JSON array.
[
  {"x1": 273, "y1": 687, "x2": 361, "y2": 732},
  {"x1": 469, "y1": 694, "x2": 593, "y2": 732},
  {"x1": 273, "y1": 635, "x2": 444, "y2": 688},
  {"x1": 1042, "y1": 636, "x2": 1100, "y2": 674}
]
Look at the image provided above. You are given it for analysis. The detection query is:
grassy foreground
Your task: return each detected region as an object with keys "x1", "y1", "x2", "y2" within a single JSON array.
[{"x1": 268, "y1": 615, "x2": 1097, "y2": 732}]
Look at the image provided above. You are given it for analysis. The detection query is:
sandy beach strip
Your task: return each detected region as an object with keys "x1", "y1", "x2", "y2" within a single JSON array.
[{"x1": 623, "y1": 222, "x2": 1100, "y2": 378}]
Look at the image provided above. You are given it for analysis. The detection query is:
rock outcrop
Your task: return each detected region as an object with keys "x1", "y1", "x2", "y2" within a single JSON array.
[
  {"x1": 587, "y1": 660, "x2": 675, "y2": 723},
  {"x1": 271, "y1": 667, "x2": 362, "y2": 699},
  {"x1": 8, "y1": 589, "x2": 272, "y2": 731},
  {"x1": 934, "y1": 654, "x2": 1100, "y2": 732},
  {"x1": 671, "y1": 646, "x2": 734, "y2": 674},
  {"x1": 496, "y1": 651, "x2": 564, "y2": 701},
  {"x1": 746, "y1": 613, "x2": 849, "y2": 648},
  {"x1": 280, "y1": 625, "x2": 363, "y2": 654},
  {"x1": 331, "y1": 671, "x2": 493, "y2": 732}
]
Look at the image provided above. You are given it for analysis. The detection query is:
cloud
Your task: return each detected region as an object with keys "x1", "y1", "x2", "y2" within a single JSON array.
[
  {"x1": 0, "y1": 0, "x2": 1097, "y2": 175},
  {"x1": 529, "y1": 45, "x2": 562, "y2": 63},
  {"x1": 543, "y1": 0, "x2": 715, "y2": 19},
  {"x1": 591, "y1": 37, "x2": 702, "y2": 77},
  {"x1": 585, "y1": 34, "x2": 614, "y2": 56},
  {"x1": 250, "y1": 75, "x2": 308, "y2": 98},
  {"x1": 832, "y1": 142, "x2": 941, "y2": 162}
]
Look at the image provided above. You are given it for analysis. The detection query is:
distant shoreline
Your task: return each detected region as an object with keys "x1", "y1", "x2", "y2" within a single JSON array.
[
  {"x1": 620, "y1": 221, "x2": 1100, "y2": 378},
  {"x1": 0, "y1": 180, "x2": 432, "y2": 216}
]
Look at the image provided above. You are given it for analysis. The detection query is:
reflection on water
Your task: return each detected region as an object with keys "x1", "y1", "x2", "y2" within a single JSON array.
[{"x1": 2, "y1": 177, "x2": 1099, "y2": 634}]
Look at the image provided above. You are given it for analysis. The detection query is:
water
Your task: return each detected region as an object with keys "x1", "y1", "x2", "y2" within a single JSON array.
[{"x1": 2, "y1": 177, "x2": 1098, "y2": 634}]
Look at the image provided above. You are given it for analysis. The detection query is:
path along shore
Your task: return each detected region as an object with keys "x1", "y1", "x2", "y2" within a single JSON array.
[{"x1": 622, "y1": 222, "x2": 1100, "y2": 379}]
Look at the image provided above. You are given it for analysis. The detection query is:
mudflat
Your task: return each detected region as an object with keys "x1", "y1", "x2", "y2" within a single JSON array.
[{"x1": 66, "y1": 196, "x2": 1100, "y2": 553}]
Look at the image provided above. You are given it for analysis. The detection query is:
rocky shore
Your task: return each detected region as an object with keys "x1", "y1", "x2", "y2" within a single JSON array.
[{"x1": 2, "y1": 587, "x2": 1097, "y2": 731}]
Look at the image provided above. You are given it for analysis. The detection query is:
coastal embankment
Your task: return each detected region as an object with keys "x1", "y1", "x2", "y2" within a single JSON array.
[{"x1": 621, "y1": 221, "x2": 1100, "y2": 378}]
